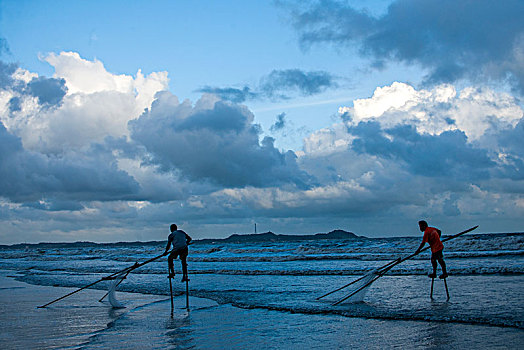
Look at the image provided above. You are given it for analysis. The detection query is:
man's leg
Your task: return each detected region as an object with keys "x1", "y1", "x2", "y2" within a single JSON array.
[
  {"x1": 168, "y1": 252, "x2": 176, "y2": 277},
  {"x1": 180, "y1": 247, "x2": 189, "y2": 282},
  {"x1": 437, "y1": 251, "x2": 448, "y2": 278},
  {"x1": 429, "y1": 254, "x2": 437, "y2": 278}
]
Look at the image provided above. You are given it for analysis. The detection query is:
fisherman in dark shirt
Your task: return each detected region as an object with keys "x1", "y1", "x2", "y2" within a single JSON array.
[
  {"x1": 163, "y1": 224, "x2": 192, "y2": 282},
  {"x1": 415, "y1": 220, "x2": 448, "y2": 279}
]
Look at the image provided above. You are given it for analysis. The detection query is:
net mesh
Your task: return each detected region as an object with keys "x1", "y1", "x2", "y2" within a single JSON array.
[{"x1": 107, "y1": 272, "x2": 127, "y2": 308}]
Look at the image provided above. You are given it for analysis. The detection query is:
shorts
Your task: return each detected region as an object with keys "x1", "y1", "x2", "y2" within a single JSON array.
[
  {"x1": 169, "y1": 246, "x2": 188, "y2": 260},
  {"x1": 431, "y1": 249, "x2": 444, "y2": 262}
]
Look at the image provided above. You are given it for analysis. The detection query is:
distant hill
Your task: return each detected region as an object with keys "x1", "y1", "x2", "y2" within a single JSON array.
[
  {"x1": 196, "y1": 229, "x2": 361, "y2": 244},
  {"x1": 0, "y1": 229, "x2": 361, "y2": 248}
]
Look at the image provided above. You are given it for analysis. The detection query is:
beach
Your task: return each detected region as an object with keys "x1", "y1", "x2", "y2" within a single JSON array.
[
  {"x1": 1, "y1": 233, "x2": 523, "y2": 349},
  {"x1": 1, "y1": 272, "x2": 523, "y2": 349}
]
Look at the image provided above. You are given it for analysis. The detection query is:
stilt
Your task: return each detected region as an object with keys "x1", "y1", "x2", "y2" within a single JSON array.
[
  {"x1": 185, "y1": 278, "x2": 190, "y2": 311},
  {"x1": 443, "y1": 278, "x2": 450, "y2": 300},
  {"x1": 429, "y1": 277, "x2": 450, "y2": 300},
  {"x1": 169, "y1": 274, "x2": 174, "y2": 314}
]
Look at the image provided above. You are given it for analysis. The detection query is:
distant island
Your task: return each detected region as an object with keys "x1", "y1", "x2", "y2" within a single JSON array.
[
  {"x1": 196, "y1": 229, "x2": 362, "y2": 244},
  {"x1": 3, "y1": 231, "x2": 523, "y2": 248},
  {"x1": 0, "y1": 229, "x2": 362, "y2": 248}
]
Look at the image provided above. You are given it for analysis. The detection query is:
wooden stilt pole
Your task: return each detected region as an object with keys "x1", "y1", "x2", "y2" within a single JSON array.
[
  {"x1": 430, "y1": 278, "x2": 435, "y2": 299},
  {"x1": 168, "y1": 265, "x2": 174, "y2": 314},
  {"x1": 185, "y1": 279, "x2": 189, "y2": 311},
  {"x1": 443, "y1": 278, "x2": 450, "y2": 300},
  {"x1": 169, "y1": 276, "x2": 174, "y2": 315}
]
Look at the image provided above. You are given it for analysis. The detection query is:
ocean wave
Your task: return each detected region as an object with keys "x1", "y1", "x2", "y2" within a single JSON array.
[
  {"x1": 2, "y1": 233, "x2": 522, "y2": 262},
  {"x1": 223, "y1": 301, "x2": 523, "y2": 329},
  {"x1": 8, "y1": 264, "x2": 523, "y2": 277},
  {"x1": 185, "y1": 250, "x2": 524, "y2": 263},
  {"x1": 189, "y1": 267, "x2": 524, "y2": 276},
  {"x1": 2, "y1": 250, "x2": 522, "y2": 265}
]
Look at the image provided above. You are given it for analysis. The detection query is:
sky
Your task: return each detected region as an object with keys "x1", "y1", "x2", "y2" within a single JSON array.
[{"x1": 0, "y1": 0, "x2": 523, "y2": 244}]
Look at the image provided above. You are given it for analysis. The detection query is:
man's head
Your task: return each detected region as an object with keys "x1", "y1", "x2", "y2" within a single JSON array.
[
  {"x1": 170, "y1": 224, "x2": 177, "y2": 232},
  {"x1": 418, "y1": 220, "x2": 428, "y2": 231}
]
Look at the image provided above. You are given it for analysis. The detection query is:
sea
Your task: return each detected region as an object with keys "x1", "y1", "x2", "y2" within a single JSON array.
[{"x1": 1, "y1": 231, "x2": 523, "y2": 349}]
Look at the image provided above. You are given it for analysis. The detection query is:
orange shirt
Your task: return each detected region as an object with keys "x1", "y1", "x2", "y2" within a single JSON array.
[{"x1": 423, "y1": 227, "x2": 444, "y2": 253}]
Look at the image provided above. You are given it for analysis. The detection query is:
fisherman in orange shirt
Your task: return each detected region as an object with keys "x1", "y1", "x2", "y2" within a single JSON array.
[{"x1": 415, "y1": 220, "x2": 448, "y2": 279}]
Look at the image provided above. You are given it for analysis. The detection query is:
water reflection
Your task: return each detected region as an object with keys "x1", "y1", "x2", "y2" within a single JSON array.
[{"x1": 165, "y1": 312, "x2": 194, "y2": 349}]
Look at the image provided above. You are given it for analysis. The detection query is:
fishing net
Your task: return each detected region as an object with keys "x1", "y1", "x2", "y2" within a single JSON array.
[
  {"x1": 340, "y1": 269, "x2": 378, "y2": 303},
  {"x1": 107, "y1": 272, "x2": 127, "y2": 308}
]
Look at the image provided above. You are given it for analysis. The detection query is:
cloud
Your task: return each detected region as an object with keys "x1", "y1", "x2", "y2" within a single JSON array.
[
  {"x1": 196, "y1": 68, "x2": 338, "y2": 102},
  {"x1": 23, "y1": 199, "x2": 85, "y2": 212},
  {"x1": 145, "y1": 76, "x2": 524, "y2": 224},
  {"x1": 339, "y1": 82, "x2": 523, "y2": 140},
  {"x1": 0, "y1": 61, "x2": 67, "y2": 114},
  {"x1": 0, "y1": 121, "x2": 140, "y2": 203},
  {"x1": 291, "y1": 81, "x2": 524, "y2": 226},
  {"x1": 260, "y1": 69, "x2": 337, "y2": 98},
  {"x1": 0, "y1": 54, "x2": 173, "y2": 205},
  {"x1": 334, "y1": 82, "x2": 523, "y2": 184},
  {"x1": 197, "y1": 86, "x2": 257, "y2": 103},
  {"x1": 25, "y1": 76, "x2": 67, "y2": 106},
  {"x1": 270, "y1": 112, "x2": 287, "y2": 132},
  {"x1": 129, "y1": 92, "x2": 312, "y2": 189},
  {"x1": 1, "y1": 52, "x2": 523, "y2": 242},
  {"x1": 349, "y1": 122, "x2": 494, "y2": 180},
  {"x1": 0, "y1": 61, "x2": 17, "y2": 89},
  {"x1": 1, "y1": 52, "x2": 169, "y2": 154},
  {"x1": 290, "y1": 0, "x2": 524, "y2": 94},
  {"x1": 0, "y1": 37, "x2": 9, "y2": 57}
]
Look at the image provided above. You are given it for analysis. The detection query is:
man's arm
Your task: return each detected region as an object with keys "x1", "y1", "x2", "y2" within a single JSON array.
[
  {"x1": 415, "y1": 240, "x2": 425, "y2": 253},
  {"x1": 163, "y1": 235, "x2": 173, "y2": 255},
  {"x1": 185, "y1": 233, "x2": 192, "y2": 245}
]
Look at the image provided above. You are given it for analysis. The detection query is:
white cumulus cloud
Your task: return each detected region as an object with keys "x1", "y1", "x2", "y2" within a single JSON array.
[
  {"x1": 2, "y1": 52, "x2": 169, "y2": 153},
  {"x1": 339, "y1": 82, "x2": 523, "y2": 140}
]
